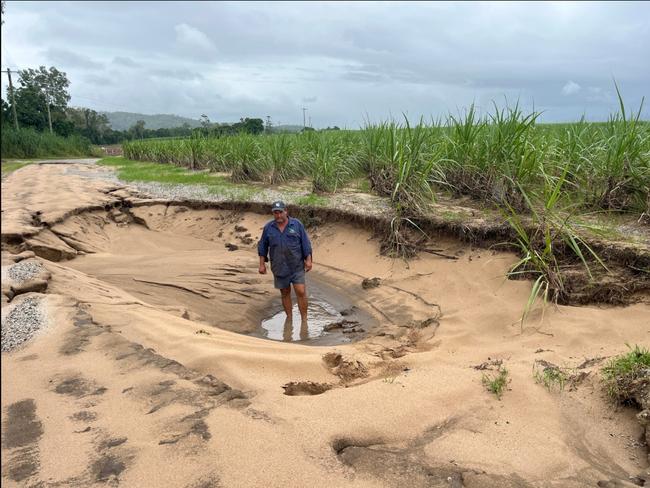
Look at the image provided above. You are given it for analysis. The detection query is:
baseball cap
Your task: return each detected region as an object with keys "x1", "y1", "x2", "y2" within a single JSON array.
[{"x1": 271, "y1": 200, "x2": 286, "y2": 211}]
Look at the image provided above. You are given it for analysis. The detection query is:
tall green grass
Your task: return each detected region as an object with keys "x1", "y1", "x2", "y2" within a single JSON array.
[
  {"x1": 265, "y1": 134, "x2": 294, "y2": 184},
  {"x1": 227, "y1": 134, "x2": 264, "y2": 182},
  {"x1": 439, "y1": 101, "x2": 544, "y2": 210},
  {"x1": 586, "y1": 86, "x2": 649, "y2": 211},
  {"x1": 308, "y1": 131, "x2": 361, "y2": 193},
  {"x1": 360, "y1": 119, "x2": 440, "y2": 214},
  {"x1": 1, "y1": 127, "x2": 94, "y2": 158},
  {"x1": 121, "y1": 98, "x2": 649, "y2": 216},
  {"x1": 504, "y1": 166, "x2": 607, "y2": 324}
]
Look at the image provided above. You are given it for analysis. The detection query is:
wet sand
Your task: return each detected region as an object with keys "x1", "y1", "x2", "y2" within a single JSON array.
[{"x1": 1, "y1": 162, "x2": 649, "y2": 487}]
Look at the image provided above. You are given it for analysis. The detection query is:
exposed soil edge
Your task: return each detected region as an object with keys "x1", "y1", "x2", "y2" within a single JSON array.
[
  {"x1": 127, "y1": 199, "x2": 649, "y2": 270},
  {"x1": 2, "y1": 197, "x2": 648, "y2": 306},
  {"x1": 1, "y1": 203, "x2": 122, "y2": 243},
  {"x1": 127, "y1": 199, "x2": 650, "y2": 306}
]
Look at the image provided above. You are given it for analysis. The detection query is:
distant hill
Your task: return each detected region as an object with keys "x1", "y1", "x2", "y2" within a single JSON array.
[{"x1": 102, "y1": 112, "x2": 202, "y2": 131}]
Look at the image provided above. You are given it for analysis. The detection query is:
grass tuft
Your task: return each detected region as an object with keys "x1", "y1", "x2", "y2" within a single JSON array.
[
  {"x1": 601, "y1": 345, "x2": 650, "y2": 404},
  {"x1": 482, "y1": 366, "x2": 509, "y2": 400},
  {"x1": 533, "y1": 361, "x2": 568, "y2": 392},
  {"x1": 295, "y1": 193, "x2": 329, "y2": 207}
]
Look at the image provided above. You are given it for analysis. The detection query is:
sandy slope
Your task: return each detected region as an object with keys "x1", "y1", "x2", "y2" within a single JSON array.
[{"x1": 1, "y1": 162, "x2": 649, "y2": 487}]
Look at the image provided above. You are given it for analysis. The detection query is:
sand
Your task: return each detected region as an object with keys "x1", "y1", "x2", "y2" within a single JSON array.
[{"x1": 1, "y1": 161, "x2": 649, "y2": 487}]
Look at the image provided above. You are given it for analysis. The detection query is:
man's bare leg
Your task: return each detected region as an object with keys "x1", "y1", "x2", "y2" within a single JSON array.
[
  {"x1": 280, "y1": 287, "x2": 293, "y2": 318},
  {"x1": 299, "y1": 316, "x2": 308, "y2": 340},
  {"x1": 293, "y1": 283, "x2": 308, "y2": 322},
  {"x1": 283, "y1": 316, "x2": 293, "y2": 342}
]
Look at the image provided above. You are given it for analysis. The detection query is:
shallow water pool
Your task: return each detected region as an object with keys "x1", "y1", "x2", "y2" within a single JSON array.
[{"x1": 260, "y1": 296, "x2": 344, "y2": 342}]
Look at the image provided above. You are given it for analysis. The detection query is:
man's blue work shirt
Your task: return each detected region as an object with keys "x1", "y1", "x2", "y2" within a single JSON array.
[{"x1": 258, "y1": 217, "x2": 312, "y2": 278}]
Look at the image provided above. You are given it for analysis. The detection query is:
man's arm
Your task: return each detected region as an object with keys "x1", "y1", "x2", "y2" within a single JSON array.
[
  {"x1": 299, "y1": 222, "x2": 313, "y2": 272},
  {"x1": 258, "y1": 225, "x2": 269, "y2": 274}
]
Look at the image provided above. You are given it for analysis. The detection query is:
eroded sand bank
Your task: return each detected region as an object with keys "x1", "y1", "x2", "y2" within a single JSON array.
[{"x1": 2, "y1": 162, "x2": 649, "y2": 487}]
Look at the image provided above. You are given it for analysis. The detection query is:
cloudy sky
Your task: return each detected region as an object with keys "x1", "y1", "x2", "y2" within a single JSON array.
[{"x1": 2, "y1": 1, "x2": 649, "y2": 128}]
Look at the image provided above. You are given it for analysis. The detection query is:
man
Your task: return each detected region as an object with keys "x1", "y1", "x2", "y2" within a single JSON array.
[{"x1": 258, "y1": 201, "x2": 313, "y2": 324}]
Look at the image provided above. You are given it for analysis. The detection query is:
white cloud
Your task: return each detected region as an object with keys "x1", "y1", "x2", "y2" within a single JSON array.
[
  {"x1": 562, "y1": 81, "x2": 581, "y2": 95},
  {"x1": 3, "y1": 2, "x2": 649, "y2": 125},
  {"x1": 113, "y1": 56, "x2": 138, "y2": 68},
  {"x1": 46, "y1": 48, "x2": 103, "y2": 70},
  {"x1": 174, "y1": 23, "x2": 217, "y2": 54}
]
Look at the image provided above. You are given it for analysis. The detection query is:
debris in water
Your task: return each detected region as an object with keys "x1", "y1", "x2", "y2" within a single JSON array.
[{"x1": 362, "y1": 277, "x2": 381, "y2": 289}]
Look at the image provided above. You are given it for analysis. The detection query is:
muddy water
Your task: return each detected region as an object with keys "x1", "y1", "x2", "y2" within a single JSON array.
[
  {"x1": 261, "y1": 296, "x2": 347, "y2": 342},
  {"x1": 255, "y1": 278, "x2": 377, "y2": 346}
]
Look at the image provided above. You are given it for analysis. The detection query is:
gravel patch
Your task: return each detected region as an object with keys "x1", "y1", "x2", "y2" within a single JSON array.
[
  {"x1": 71, "y1": 164, "x2": 394, "y2": 217},
  {"x1": 1, "y1": 296, "x2": 47, "y2": 352},
  {"x1": 127, "y1": 181, "x2": 392, "y2": 216},
  {"x1": 39, "y1": 158, "x2": 100, "y2": 165},
  {"x1": 129, "y1": 181, "x2": 304, "y2": 205},
  {"x1": 64, "y1": 166, "x2": 121, "y2": 182},
  {"x1": 7, "y1": 260, "x2": 45, "y2": 283}
]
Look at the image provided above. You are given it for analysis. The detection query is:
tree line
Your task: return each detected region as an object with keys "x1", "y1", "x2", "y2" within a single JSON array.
[{"x1": 1, "y1": 65, "x2": 268, "y2": 145}]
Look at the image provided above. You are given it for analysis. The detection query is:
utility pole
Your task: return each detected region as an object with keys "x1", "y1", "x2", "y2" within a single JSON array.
[
  {"x1": 265, "y1": 115, "x2": 271, "y2": 134},
  {"x1": 44, "y1": 86, "x2": 53, "y2": 134},
  {"x1": 302, "y1": 107, "x2": 307, "y2": 128},
  {"x1": 1, "y1": 68, "x2": 19, "y2": 129}
]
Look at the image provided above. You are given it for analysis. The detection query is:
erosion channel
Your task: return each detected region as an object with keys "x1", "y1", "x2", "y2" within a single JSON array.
[{"x1": 1, "y1": 162, "x2": 649, "y2": 487}]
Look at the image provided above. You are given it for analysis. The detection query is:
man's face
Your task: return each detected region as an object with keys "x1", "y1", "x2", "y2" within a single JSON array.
[{"x1": 273, "y1": 209, "x2": 287, "y2": 224}]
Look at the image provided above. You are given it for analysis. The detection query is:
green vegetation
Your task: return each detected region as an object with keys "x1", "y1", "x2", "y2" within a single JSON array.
[
  {"x1": 439, "y1": 210, "x2": 465, "y2": 222},
  {"x1": 1, "y1": 127, "x2": 94, "y2": 158},
  {"x1": 0, "y1": 63, "x2": 267, "y2": 149},
  {"x1": 295, "y1": 193, "x2": 329, "y2": 206},
  {"x1": 266, "y1": 133, "x2": 294, "y2": 184},
  {"x1": 533, "y1": 361, "x2": 569, "y2": 392},
  {"x1": 602, "y1": 345, "x2": 650, "y2": 403},
  {"x1": 439, "y1": 102, "x2": 542, "y2": 210},
  {"x1": 6, "y1": 66, "x2": 71, "y2": 134},
  {"x1": 122, "y1": 99, "x2": 649, "y2": 218},
  {"x1": 504, "y1": 172, "x2": 607, "y2": 324},
  {"x1": 99, "y1": 156, "x2": 224, "y2": 185},
  {"x1": 208, "y1": 185, "x2": 257, "y2": 201},
  {"x1": 97, "y1": 156, "x2": 258, "y2": 200},
  {"x1": 311, "y1": 138, "x2": 354, "y2": 193},
  {"x1": 482, "y1": 366, "x2": 509, "y2": 400},
  {"x1": 354, "y1": 178, "x2": 372, "y2": 193},
  {"x1": 1, "y1": 161, "x2": 30, "y2": 175}
]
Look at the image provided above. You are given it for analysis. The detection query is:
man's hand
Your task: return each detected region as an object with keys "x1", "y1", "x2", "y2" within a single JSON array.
[
  {"x1": 304, "y1": 256, "x2": 313, "y2": 272},
  {"x1": 259, "y1": 255, "x2": 268, "y2": 274}
]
